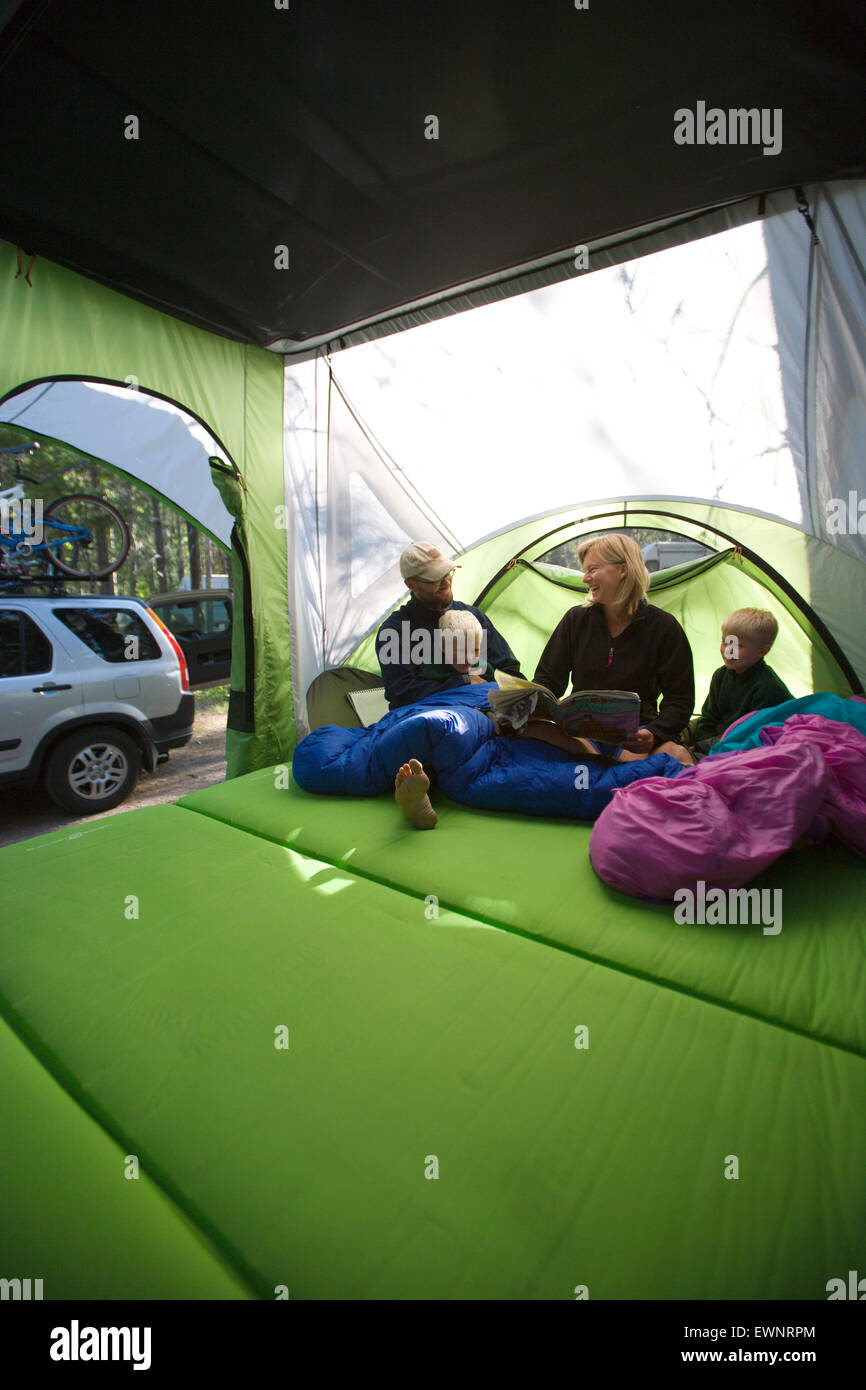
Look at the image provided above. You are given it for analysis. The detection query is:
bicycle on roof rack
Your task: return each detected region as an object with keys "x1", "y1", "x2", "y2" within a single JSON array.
[{"x1": 0, "y1": 441, "x2": 131, "y2": 588}]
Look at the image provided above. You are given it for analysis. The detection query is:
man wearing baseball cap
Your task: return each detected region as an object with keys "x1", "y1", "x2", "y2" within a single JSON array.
[{"x1": 376, "y1": 541, "x2": 525, "y2": 708}]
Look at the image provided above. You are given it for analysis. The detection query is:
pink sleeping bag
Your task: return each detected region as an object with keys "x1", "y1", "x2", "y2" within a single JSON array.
[{"x1": 589, "y1": 715, "x2": 866, "y2": 900}]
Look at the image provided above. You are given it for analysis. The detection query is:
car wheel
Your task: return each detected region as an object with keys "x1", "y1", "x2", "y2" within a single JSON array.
[{"x1": 44, "y1": 726, "x2": 141, "y2": 815}]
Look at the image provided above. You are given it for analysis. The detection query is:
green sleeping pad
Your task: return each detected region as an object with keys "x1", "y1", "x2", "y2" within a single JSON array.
[
  {"x1": 181, "y1": 770, "x2": 866, "y2": 1056},
  {"x1": 1, "y1": 799, "x2": 864, "y2": 1299}
]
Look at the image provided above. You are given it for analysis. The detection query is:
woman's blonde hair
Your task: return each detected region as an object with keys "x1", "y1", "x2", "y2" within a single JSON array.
[{"x1": 577, "y1": 533, "x2": 650, "y2": 617}]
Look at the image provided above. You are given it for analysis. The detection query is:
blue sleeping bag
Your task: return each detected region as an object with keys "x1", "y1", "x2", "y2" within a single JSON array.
[{"x1": 293, "y1": 683, "x2": 683, "y2": 819}]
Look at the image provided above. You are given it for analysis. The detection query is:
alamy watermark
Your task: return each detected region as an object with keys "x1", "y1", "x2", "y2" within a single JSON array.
[
  {"x1": 674, "y1": 102, "x2": 782, "y2": 157},
  {"x1": 0, "y1": 1276, "x2": 43, "y2": 1299},
  {"x1": 674, "y1": 880, "x2": 782, "y2": 935},
  {"x1": 378, "y1": 621, "x2": 487, "y2": 672},
  {"x1": 0, "y1": 496, "x2": 43, "y2": 544},
  {"x1": 49, "y1": 1322, "x2": 151, "y2": 1370},
  {"x1": 826, "y1": 1269, "x2": 866, "y2": 1299},
  {"x1": 826, "y1": 491, "x2": 866, "y2": 536}
]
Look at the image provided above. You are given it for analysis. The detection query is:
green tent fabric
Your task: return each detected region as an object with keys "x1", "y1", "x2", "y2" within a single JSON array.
[
  {"x1": 0, "y1": 237, "x2": 289, "y2": 774},
  {"x1": 1, "y1": 800, "x2": 863, "y2": 1299},
  {"x1": 208, "y1": 457, "x2": 298, "y2": 775}
]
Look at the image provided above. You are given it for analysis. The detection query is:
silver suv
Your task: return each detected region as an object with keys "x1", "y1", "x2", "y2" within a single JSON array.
[{"x1": 0, "y1": 594, "x2": 194, "y2": 814}]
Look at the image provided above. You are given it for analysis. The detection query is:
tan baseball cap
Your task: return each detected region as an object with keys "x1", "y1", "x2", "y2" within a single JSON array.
[{"x1": 399, "y1": 542, "x2": 461, "y2": 582}]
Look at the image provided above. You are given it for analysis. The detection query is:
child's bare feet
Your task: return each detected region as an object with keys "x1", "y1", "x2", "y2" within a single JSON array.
[{"x1": 395, "y1": 759, "x2": 438, "y2": 829}]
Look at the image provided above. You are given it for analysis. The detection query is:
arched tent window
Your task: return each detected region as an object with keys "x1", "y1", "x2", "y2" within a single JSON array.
[
  {"x1": 540, "y1": 527, "x2": 715, "y2": 575},
  {"x1": 0, "y1": 378, "x2": 234, "y2": 546}
]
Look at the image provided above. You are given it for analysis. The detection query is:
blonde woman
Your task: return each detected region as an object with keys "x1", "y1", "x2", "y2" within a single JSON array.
[{"x1": 530, "y1": 533, "x2": 695, "y2": 764}]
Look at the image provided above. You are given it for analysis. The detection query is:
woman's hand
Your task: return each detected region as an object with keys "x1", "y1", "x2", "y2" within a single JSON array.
[{"x1": 623, "y1": 726, "x2": 655, "y2": 755}]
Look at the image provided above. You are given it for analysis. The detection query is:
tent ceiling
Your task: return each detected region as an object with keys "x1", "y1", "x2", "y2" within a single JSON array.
[{"x1": 0, "y1": 0, "x2": 864, "y2": 351}]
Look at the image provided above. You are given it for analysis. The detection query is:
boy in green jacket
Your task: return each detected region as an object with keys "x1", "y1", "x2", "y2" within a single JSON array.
[{"x1": 691, "y1": 608, "x2": 793, "y2": 755}]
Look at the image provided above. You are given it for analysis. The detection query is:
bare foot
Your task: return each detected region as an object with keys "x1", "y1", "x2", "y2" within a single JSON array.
[{"x1": 395, "y1": 759, "x2": 438, "y2": 829}]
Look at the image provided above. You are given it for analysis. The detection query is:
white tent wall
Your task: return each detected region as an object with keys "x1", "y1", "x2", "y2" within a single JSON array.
[
  {"x1": 283, "y1": 181, "x2": 866, "y2": 731},
  {"x1": 283, "y1": 362, "x2": 327, "y2": 741},
  {"x1": 810, "y1": 183, "x2": 865, "y2": 563},
  {"x1": 0, "y1": 380, "x2": 234, "y2": 545},
  {"x1": 764, "y1": 182, "x2": 866, "y2": 565},
  {"x1": 284, "y1": 359, "x2": 459, "y2": 734}
]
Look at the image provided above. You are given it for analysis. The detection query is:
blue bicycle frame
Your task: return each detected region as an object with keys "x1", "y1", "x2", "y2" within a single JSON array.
[
  {"x1": 0, "y1": 512, "x2": 92, "y2": 561},
  {"x1": 0, "y1": 442, "x2": 93, "y2": 574}
]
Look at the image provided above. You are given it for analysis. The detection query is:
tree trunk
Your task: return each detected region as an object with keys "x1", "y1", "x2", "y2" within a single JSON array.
[
  {"x1": 151, "y1": 497, "x2": 168, "y2": 592},
  {"x1": 174, "y1": 510, "x2": 185, "y2": 590},
  {"x1": 93, "y1": 513, "x2": 116, "y2": 595},
  {"x1": 129, "y1": 517, "x2": 139, "y2": 594},
  {"x1": 187, "y1": 523, "x2": 202, "y2": 589}
]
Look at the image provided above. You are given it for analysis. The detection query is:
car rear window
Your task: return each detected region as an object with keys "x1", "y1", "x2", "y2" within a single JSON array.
[
  {"x1": 159, "y1": 597, "x2": 232, "y2": 639},
  {"x1": 53, "y1": 607, "x2": 161, "y2": 663},
  {"x1": 0, "y1": 610, "x2": 52, "y2": 677}
]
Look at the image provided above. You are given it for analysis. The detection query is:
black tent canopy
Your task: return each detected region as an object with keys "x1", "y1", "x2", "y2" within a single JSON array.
[{"x1": 0, "y1": 0, "x2": 864, "y2": 351}]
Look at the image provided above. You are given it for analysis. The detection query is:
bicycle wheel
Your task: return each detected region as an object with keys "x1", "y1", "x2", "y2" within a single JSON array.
[{"x1": 43, "y1": 494, "x2": 131, "y2": 578}]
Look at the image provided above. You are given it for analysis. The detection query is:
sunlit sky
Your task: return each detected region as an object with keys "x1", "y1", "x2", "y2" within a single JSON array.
[{"x1": 326, "y1": 217, "x2": 800, "y2": 553}]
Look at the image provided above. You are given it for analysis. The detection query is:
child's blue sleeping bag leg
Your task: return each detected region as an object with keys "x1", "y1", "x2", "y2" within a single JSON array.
[
  {"x1": 441, "y1": 733, "x2": 681, "y2": 819},
  {"x1": 292, "y1": 684, "x2": 683, "y2": 820}
]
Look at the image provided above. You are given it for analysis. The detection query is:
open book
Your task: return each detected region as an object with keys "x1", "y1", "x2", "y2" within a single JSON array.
[{"x1": 489, "y1": 670, "x2": 641, "y2": 741}]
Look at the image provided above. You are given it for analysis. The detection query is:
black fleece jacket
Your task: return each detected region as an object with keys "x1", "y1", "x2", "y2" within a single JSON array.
[{"x1": 534, "y1": 600, "x2": 695, "y2": 746}]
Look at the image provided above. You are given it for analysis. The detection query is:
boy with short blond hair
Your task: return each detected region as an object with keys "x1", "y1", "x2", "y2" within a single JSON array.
[
  {"x1": 692, "y1": 607, "x2": 793, "y2": 750},
  {"x1": 436, "y1": 607, "x2": 487, "y2": 676}
]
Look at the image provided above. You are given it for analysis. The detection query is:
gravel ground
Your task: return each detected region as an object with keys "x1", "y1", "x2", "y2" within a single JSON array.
[{"x1": 0, "y1": 704, "x2": 228, "y2": 849}]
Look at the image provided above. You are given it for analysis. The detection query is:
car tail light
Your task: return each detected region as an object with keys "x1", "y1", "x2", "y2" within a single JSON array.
[{"x1": 146, "y1": 607, "x2": 190, "y2": 692}]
